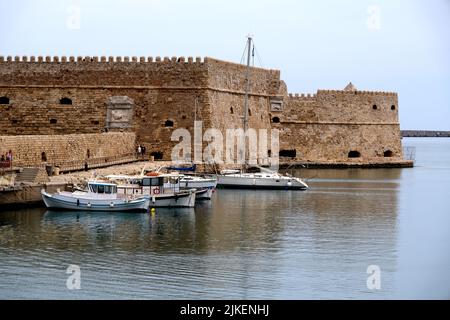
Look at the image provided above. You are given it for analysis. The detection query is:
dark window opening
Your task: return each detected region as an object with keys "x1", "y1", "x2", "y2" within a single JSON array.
[
  {"x1": 348, "y1": 150, "x2": 361, "y2": 158},
  {"x1": 268, "y1": 150, "x2": 272, "y2": 157},
  {"x1": 91, "y1": 120, "x2": 100, "y2": 125},
  {"x1": 272, "y1": 117, "x2": 280, "y2": 123},
  {"x1": 60, "y1": 97, "x2": 72, "y2": 105},
  {"x1": 50, "y1": 119, "x2": 57, "y2": 124},
  {"x1": 248, "y1": 109, "x2": 252, "y2": 116},
  {"x1": 150, "y1": 151, "x2": 164, "y2": 160},
  {"x1": 87, "y1": 149, "x2": 91, "y2": 159},
  {"x1": 181, "y1": 115, "x2": 187, "y2": 119},
  {"x1": 41, "y1": 152, "x2": 47, "y2": 162},
  {"x1": 384, "y1": 150, "x2": 393, "y2": 157},
  {"x1": 0, "y1": 96, "x2": 9, "y2": 104},
  {"x1": 230, "y1": 107, "x2": 234, "y2": 114},
  {"x1": 372, "y1": 105, "x2": 378, "y2": 110},
  {"x1": 164, "y1": 120, "x2": 174, "y2": 127},
  {"x1": 12, "y1": 120, "x2": 18, "y2": 124},
  {"x1": 279, "y1": 149, "x2": 296, "y2": 158},
  {"x1": 391, "y1": 105, "x2": 396, "y2": 110}
]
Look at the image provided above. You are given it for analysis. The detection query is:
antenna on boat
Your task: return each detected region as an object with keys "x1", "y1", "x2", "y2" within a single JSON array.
[
  {"x1": 243, "y1": 34, "x2": 252, "y2": 136},
  {"x1": 242, "y1": 34, "x2": 253, "y2": 171}
]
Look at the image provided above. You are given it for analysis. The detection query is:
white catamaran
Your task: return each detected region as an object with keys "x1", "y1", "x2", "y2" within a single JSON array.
[{"x1": 215, "y1": 36, "x2": 309, "y2": 190}]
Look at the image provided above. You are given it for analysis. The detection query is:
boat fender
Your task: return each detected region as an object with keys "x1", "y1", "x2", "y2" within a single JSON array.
[
  {"x1": 152, "y1": 196, "x2": 156, "y2": 203},
  {"x1": 87, "y1": 202, "x2": 91, "y2": 208},
  {"x1": 110, "y1": 202, "x2": 114, "y2": 208}
]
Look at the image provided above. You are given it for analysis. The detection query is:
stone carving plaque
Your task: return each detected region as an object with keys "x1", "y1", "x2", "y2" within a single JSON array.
[
  {"x1": 270, "y1": 99, "x2": 283, "y2": 112},
  {"x1": 106, "y1": 96, "x2": 134, "y2": 129}
]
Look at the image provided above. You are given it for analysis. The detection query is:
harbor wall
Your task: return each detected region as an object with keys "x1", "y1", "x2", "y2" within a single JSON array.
[{"x1": 0, "y1": 132, "x2": 136, "y2": 167}]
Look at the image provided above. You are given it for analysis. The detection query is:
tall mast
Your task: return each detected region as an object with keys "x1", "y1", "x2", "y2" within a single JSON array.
[{"x1": 243, "y1": 36, "x2": 252, "y2": 135}]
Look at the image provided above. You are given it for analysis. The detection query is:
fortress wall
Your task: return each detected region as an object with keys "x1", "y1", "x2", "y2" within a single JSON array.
[
  {"x1": 205, "y1": 58, "x2": 282, "y2": 96},
  {"x1": 0, "y1": 132, "x2": 136, "y2": 167},
  {"x1": 277, "y1": 123, "x2": 402, "y2": 161},
  {"x1": 283, "y1": 90, "x2": 398, "y2": 123},
  {"x1": 0, "y1": 56, "x2": 406, "y2": 165},
  {"x1": 0, "y1": 56, "x2": 208, "y2": 87},
  {"x1": 276, "y1": 90, "x2": 403, "y2": 161}
]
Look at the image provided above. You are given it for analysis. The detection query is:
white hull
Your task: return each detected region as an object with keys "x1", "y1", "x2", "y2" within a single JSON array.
[
  {"x1": 179, "y1": 178, "x2": 217, "y2": 190},
  {"x1": 41, "y1": 190, "x2": 149, "y2": 212},
  {"x1": 217, "y1": 174, "x2": 308, "y2": 190},
  {"x1": 194, "y1": 188, "x2": 214, "y2": 200},
  {"x1": 147, "y1": 191, "x2": 196, "y2": 208}
]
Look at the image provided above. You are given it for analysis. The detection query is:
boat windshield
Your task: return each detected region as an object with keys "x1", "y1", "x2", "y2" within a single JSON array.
[{"x1": 89, "y1": 183, "x2": 117, "y2": 194}]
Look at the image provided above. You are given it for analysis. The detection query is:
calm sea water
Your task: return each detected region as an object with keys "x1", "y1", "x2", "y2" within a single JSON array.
[{"x1": 0, "y1": 138, "x2": 449, "y2": 299}]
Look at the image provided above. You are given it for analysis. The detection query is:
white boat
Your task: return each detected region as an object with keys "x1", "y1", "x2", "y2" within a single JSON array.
[
  {"x1": 215, "y1": 36, "x2": 309, "y2": 191},
  {"x1": 106, "y1": 173, "x2": 197, "y2": 208},
  {"x1": 179, "y1": 175, "x2": 217, "y2": 200},
  {"x1": 179, "y1": 175, "x2": 217, "y2": 190},
  {"x1": 216, "y1": 166, "x2": 308, "y2": 190},
  {"x1": 41, "y1": 181, "x2": 150, "y2": 212}
]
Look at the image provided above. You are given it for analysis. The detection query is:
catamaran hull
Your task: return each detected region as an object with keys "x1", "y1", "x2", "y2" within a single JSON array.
[
  {"x1": 147, "y1": 191, "x2": 196, "y2": 208},
  {"x1": 216, "y1": 176, "x2": 308, "y2": 190},
  {"x1": 41, "y1": 190, "x2": 150, "y2": 212}
]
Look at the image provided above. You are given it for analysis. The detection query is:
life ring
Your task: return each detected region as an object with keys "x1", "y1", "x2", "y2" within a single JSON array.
[
  {"x1": 153, "y1": 187, "x2": 160, "y2": 195},
  {"x1": 146, "y1": 172, "x2": 159, "y2": 177}
]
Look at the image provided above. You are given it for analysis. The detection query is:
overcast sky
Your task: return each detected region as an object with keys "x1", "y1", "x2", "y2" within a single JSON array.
[{"x1": 1, "y1": 0, "x2": 449, "y2": 130}]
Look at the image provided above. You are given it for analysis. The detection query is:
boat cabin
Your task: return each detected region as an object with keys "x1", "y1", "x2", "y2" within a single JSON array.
[
  {"x1": 107, "y1": 173, "x2": 182, "y2": 197},
  {"x1": 85, "y1": 181, "x2": 119, "y2": 199}
]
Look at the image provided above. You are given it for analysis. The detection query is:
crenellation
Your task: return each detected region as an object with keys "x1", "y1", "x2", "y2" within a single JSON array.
[
  {"x1": 148, "y1": 56, "x2": 153, "y2": 62},
  {"x1": 22, "y1": 56, "x2": 28, "y2": 62},
  {"x1": 0, "y1": 56, "x2": 4, "y2": 62},
  {"x1": 155, "y1": 56, "x2": 161, "y2": 62},
  {"x1": 14, "y1": 56, "x2": 20, "y2": 62},
  {"x1": 188, "y1": 57, "x2": 193, "y2": 63},
  {"x1": 171, "y1": 56, "x2": 177, "y2": 62},
  {"x1": 132, "y1": 56, "x2": 137, "y2": 62},
  {"x1": 195, "y1": 57, "x2": 201, "y2": 63},
  {"x1": 116, "y1": 56, "x2": 122, "y2": 62},
  {"x1": 163, "y1": 57, "x2": 170, "y2": 62},
  {"x1": 108, "y1": 56, "x2": 114, "y2": 62},
  {"x1": 100, "y1": 56, "x2": 106, "y2": 62},
  {"x1": 77, "y1": 56, "x2": 82, "y2": 62},
  {"x1": 139, "y1": 56, "x2": 145, "y2": 63},
  {"x1": 7, "y1": 56, "x2": 12, "y2": 62},
  {"x1": 45, "y1": 56, "x2": 51, "y2": 62},
  {"x1": 53, "y1": 56, "x2": 59, "y2": 63},
  {"x1": 93, "y1": 56, "x2": 99, "y2": 62}
]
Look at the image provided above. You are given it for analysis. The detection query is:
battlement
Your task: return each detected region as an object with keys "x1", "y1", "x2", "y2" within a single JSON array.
[
  {"x1": 317, "y1": 89, "x2": 397, "y2": 96},
  {"x1": 0, "y1": 55, "x2": 209, "y2": 64},
  {"x1": 288, "y1": 93, "x2": 317, "y2": 100}
]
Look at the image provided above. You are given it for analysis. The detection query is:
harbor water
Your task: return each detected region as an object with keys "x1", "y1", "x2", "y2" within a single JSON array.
[{"x1": 0, "y1": 138, "x2": 449, "y2": 299}]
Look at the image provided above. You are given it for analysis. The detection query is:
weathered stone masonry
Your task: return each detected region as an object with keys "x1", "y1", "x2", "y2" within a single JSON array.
[{"x1": 0, "y1": 55, "x2": 404, "y2": 166}]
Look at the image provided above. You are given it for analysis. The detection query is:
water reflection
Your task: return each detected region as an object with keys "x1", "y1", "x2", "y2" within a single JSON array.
[{"x1": 0, "y1": 163, "x2": 406, "y2": 299}]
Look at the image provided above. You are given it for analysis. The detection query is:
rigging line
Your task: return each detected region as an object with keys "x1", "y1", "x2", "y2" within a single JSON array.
[
  {"x1": 240, "y1": 41, "x2": 248, "y2": 65},
  {"x1": 252, "y1": 39, "x2": 264, "y2": 68}
]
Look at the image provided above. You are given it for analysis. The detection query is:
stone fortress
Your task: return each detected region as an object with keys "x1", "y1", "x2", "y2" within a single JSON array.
[{"x1": 0, "y1": 55, "x2": 410, "y2": 170}]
